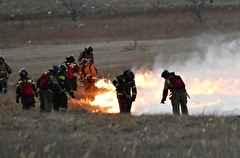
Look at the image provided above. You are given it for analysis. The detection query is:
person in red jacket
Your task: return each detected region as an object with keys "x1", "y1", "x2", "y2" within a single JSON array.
[
  {"x1": 16, "y1": 68, "x2": 38, "y2": 111},
  {"x1": 62, "y1": 55, "x2": 80, "y2": 91},
  {"x1": 160, "y1": 70, "x2": 189, "y2": 115}
]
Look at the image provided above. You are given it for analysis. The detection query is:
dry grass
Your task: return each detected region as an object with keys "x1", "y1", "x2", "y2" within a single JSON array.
[
  {"x1": 1, "y1": 7, "x2": 239, "y2": 48},
  {"x1": 1, "y1": 1, "x2": 240, "y2": 157}
]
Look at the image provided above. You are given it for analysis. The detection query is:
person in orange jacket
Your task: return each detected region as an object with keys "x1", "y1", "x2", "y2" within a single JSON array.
[{"x1": 79, "y1": 58, "x2": 98, "y2": 100}]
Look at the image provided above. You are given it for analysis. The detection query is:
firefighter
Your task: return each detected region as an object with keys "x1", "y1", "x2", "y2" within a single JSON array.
[
  {"x1": 62, "y1": 55, "x2": 79, "y2": 91},
  {"x1": 112, "y1": 70, "x2": 137, "y2": 114},
  {"x1": 52, "y1": 64, "x2": 75, "y2": 112},
  {"x1": 79, "y1": 58, "x2": 98, "y2": 100},
  {"x1": 160, "y1": 70, "x2": 189, "y2": 115},
  {"x1": 16, "y1": 68, "x2": 38, "y2": 110},
  {"x1": 77, "y1": 46, "x2": 94, "y2": 64},
  {"x1": 0, "y1": 55, "x2": 12, "y2": 94},
  {"x1": 38, "y1": 65, "x2": 63, "y2": 112}
]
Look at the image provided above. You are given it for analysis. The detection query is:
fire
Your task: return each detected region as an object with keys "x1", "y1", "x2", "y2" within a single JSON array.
[
  {"x1": 90, "y1": 70, "x2": 162, "y2": 114},
  {"x1": 80, "y1": 70, "x2": 240, "y2": 115},
  {"x1": 188, "y1": 78, "x2": 240, "y2": 95}
]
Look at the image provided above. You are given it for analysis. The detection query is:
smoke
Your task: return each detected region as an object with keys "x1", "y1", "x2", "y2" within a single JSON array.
[{"x1": 133, "y1": 34, "x2": 240, "y2": 116}]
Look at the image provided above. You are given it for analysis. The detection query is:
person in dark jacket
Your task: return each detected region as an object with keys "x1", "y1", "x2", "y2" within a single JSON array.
[
  {"x1": 62, "y1": 55, "x2": 79, "y2": 91},
  {"x1": 0, "y1": 55, "x2": 12, "y2": 94},
  {"x1": 52, "y1": 64, "x2": 75, "y2": 112},
  {"x1": 38, "y1": 65, "x2": 63, "y2": 112},
  {"x1": 77, "y1": 46, "x2": 94, "y2": 64},
  {"x1": 112, "y1": 70, "x2": 137, "y2": 114},
  {"x1": 16, "y1": 68, "x2": 38, "y2": 110},
  {"x1": 160, "y1": 70, "x2": 189, "y2": 115}
]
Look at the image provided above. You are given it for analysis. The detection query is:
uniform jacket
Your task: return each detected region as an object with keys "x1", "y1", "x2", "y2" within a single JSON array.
[
  {"x1": 62, "y1": 61, "x2": 79, "y2": 77},
  {"x1": 0, "y1": 62, "x2": 12, "y2": 79},
  {"x1": 16, "y1": 76, "x2": 37, "y2": 97},
  {"x1": 80, "y1": 63, "x2": 98, "y2": 79},
  {"x1": 78, "y1": 51, "x2": 94, "y2": 64},
  {"x1": 162, "y1": 74, "x2": 186, "y2": 102},
  {"x1": 112, "y1": 75, "x2": 137, "y2": 100},
  {"x1": 58, "y1": 72, "x2": 73, "y2": 92}
]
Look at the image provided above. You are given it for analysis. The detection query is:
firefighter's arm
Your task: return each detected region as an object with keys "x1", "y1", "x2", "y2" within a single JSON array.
[
  {"x1": 131, "y1": 81, "x2": 137, "y2": 102},
  {"x1": 15, "y1": 81, "x2": 21, "y2": 103},
  {"x1": 161, "y1": 89, "x2": 168, "y2": 104},
  {"x1": 184, "y1": 88, "x2": 190, "y2": 98},
  {"x1": 112, "y1": 77, "x2": 121, "y2": 92},
  {"x1": 90, "y1": 65, "x2": 98, "y2": 81}
]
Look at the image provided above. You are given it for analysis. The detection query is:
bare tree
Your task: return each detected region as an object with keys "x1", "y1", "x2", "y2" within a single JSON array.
[
  {"x1": 187, "y1": 0, "x2": 206, "y2": 24},
  {"x1": 61, "y1": 0, "x2": 81, "y2": 21}
]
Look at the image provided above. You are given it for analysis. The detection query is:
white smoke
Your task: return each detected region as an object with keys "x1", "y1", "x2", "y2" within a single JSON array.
[{"x1": 133, "y1": 34, "x2": 240, "y2": 116}]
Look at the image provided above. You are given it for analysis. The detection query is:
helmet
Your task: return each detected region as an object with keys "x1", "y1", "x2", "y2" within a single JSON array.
[
  {"x1": 85, "y1": 46, "x2": 93, "y2": 53},
  {"x1": 49, "y1": 65, "x2": 60, "y2": 74},
  {"x1": 19, "y1": 68, "x2": 28, "y2": 77},
  {"x1": 66, "y1": 55, "x2": 76, "y2": 62},
  {"x1": 161, "y1": 70, "x2": 170, "y2": 79},
  {"x1": 59, "y1": 64, "x2": 68, "y2": 72},
  {"x1": 0, "y1": 55, "x2": 5, "y2": 61},
  {"x1": 81, "y1": 58, "x2": 89, "y2": 65},
  {"x1": 126, "y1": 70, "x2": 135, "y2": 81}
]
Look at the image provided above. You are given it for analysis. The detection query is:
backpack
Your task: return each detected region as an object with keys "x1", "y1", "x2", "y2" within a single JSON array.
[
  {"x1": 21, "y1": 80, "x2": 34, "y2": 97},
  {"x1": 65, "y1": 65, "x2": 73, "y2": 79},
  {"x1": 37, "y1": 72, "x2": 50, "y2": 90},
  {"x1": 168, "y1": 75, "x2": 185, "y2": 90}
]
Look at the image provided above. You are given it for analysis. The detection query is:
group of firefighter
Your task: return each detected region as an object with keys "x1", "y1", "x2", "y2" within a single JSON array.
[{"x1": 0, "y1": 46, "x2": 189, "y2": 115}]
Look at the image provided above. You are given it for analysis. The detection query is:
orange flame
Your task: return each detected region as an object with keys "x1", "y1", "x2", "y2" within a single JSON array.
[{"x1": 84, "y1": 70, "x2": 240, "y2": 115}]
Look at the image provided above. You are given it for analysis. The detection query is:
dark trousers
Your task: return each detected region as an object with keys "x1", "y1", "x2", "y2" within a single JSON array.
[
  {"x1": 69, "y1": 76, "x2": 78, "y2": 91},
  {"x1": 0, "y1": 77, "x2": 8, "y2": 93},
  {"x1": 21, "y1": 96, "x2": 35, "y2": 110},
  {"x1": 39, "y1": 89, "x2": 53, "y2": 112},
  {"x1": 117, "y1": 96, "x2": 132, "y2": 114},
  {"x1": 52, "y1": 92, "x2": 68, "y2": 111},
  {"x1": 171, "y1": 90, "x2": 188, "y2": 115}
]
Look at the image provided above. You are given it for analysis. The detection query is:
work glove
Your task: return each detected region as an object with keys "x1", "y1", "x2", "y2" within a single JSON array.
[
  {"x1": 69, "y1": 91, "x2": 75, "y2": 99},
  {"x1": 16, "y1": 95, "x2": 20, "y2": 103},
  {"x1": 8, "y1": 70, "x2": 12, "y2": 74},
  {"x1": 160, "y1": 99, "x2": 165, "y2": 104}
]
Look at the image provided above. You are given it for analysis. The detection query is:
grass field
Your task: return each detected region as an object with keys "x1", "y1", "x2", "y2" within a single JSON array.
[{"x1": 0, "y1": 0, "x2": 240, "y2": 157}]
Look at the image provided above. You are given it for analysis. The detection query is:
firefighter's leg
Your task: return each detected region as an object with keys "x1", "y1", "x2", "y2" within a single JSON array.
[
  {"x1": 2, "y1": 77, "x2": 8, "y2": 94},
  {"x1": 52, "y1": 94, "x2": 59, "y2": 111},
  {"x1": 126, "y1": 99, "x2": 132, "y2": 113},
  {"x1": 180, "y1": 92, "x2": 188, "y2": 115},
  {"x1": 171, "y1": 92, "x2": 180, "y2": 115},
  {"x1": 59, "y1": 92, "x2": 68, "y2": 111},
  {"x1": 38, "y1": 89, "x2": 44, "y2": 111},
  {"x1": 121, "y1": 98, "x2": 129, "y2": 113},
  {"x1": 117, "y1": 96, "x2": 125, "y2": 113},
  {"x1": 43, "y1": 91, "x2": 53, "y2": 112},
  {"x1": 21, "y1": 96, "x2": 29, "y2": 110}
]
